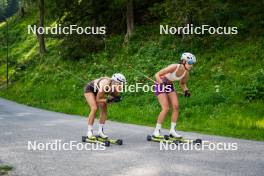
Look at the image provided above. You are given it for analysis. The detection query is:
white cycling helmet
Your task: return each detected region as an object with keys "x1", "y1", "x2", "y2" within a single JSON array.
[
  {"x1": 111, "y1": 73, "x2": 126, "y2": 84},
  {"x1": 181, "y1": 52, "x2": 196, "y2": 65}
]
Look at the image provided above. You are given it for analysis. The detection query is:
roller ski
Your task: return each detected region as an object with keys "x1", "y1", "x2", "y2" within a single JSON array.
[
  {"x1": 146, "y1": 134, "x2": 179, "y2": 144},
  {"x1": 82, "y1": 130, "x2": 110, "y2": 146},
  {"x1": 147, "y1": 130, "x2": 179, "y2": 144},
  {"x1": 167, "y1": 129, "x2": 202, "y2": 145},
  {"x1": 147, "y1": 130, "x2": 202, "y2": 145},
  {"x1": 82, "y1": 135, "x2": 110, "y2": 146},
  {"x1": 147, "y1": 134, "x2": 202, "y2": 145},
  {"x1": 167, "y1": 134, "x2": 202, "y2": 145},
  {"x1": 95, "y1": 130, "x2": 123, "y2": 145},
  {"x1": 95, "y1": 135, "x2": 123, "y2": 145}
]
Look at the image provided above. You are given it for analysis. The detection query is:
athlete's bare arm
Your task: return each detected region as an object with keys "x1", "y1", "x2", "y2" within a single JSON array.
[{"x1": 155, "y1": 64, "x2": 177, "y2": 83}]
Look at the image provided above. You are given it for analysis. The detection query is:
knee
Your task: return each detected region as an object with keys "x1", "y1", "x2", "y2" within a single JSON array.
[
  {"x1": 90, "y1": 105, "x2": 98, "y2": 112},
  {"x1": 172, "y1": 104, "x2": 179, "y2": 111},
  {"x1": 161, "y1": 106, "x2": 170, "y2": 113}
]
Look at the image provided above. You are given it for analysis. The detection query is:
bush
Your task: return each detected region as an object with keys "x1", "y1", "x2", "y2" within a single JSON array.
[{"x1": 244, "y1": 69, "x2": 264, "y2": 100}]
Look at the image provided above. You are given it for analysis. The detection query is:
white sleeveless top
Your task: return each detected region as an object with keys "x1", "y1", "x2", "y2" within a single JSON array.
[{"x1": 165, "y1": 64, "x2": 186, "y2": 81}]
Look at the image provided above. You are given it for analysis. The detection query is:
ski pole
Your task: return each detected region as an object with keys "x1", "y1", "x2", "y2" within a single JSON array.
[
  {"x1": 128, "y1": 65, "x2": 157, "y2": 83},
  {"x1": 56, "y1": 66, "x2": 87, "y2": 83}
]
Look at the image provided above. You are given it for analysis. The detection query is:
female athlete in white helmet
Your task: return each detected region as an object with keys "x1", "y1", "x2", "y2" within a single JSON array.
[
  {"x1": 153, "y1": 52, "x2": 196, "y2": 138},
  {"x1": 84, "y1": 73, "x2": 126, "y2": 139}
]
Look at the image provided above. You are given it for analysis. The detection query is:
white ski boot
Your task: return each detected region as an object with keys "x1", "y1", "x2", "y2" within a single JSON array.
[
  {"x1": 169, "y1": 129, "x2": 182, "y2": 138},
  {"x1": 87, "y1": 130, "x2": 96, "y2": 140},
  {"x1": 98, "y1": 130, "x2": 108, "y2": 139},
  {"x1": 152, "y1": 129, "x2": 164, "y2": 139}
]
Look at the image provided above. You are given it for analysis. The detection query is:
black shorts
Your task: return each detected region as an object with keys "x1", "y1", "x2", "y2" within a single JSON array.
[{"x1": 84, "y1": 81, "x2": 98, "y2": 95}]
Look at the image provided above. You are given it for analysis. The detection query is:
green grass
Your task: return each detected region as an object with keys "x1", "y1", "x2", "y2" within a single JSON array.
[
  {"x1": 0, "y1": 11, "x2": 264, "y2": 141},
  {"x1": 0, "y1": 165, "x2": 13, "y2": 176}
]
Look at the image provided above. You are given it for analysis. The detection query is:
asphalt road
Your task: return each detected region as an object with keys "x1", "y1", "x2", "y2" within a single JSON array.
[{"x1": 0, "y1": 98, "x2": 263, "y2": 176}]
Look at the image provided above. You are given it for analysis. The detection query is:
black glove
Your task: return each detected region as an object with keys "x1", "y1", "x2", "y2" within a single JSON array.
[
  {"x1": 184, "y1": 90, "x2": 191, "y2": 97},
  {"x1": 106, "y1": 96, "x2": 122, "y2": 103}
]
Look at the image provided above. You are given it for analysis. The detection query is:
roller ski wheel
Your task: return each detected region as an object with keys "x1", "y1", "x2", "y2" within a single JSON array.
[
  {"x1": 81, "y1": 136, "x2": 110, "y2": 147},
  {"x1": 82, "y1": 136, "x2": 87, "y2": 142},
  {"x1": 147, "y1": 135, "x2": 152, "y2": 141},
  {"x1": 174, "y1": 140, "x2": 182, "y2": 145},
  {"x1": 193, "y1": 138, "x2": 202, "y2": 145},
  {"x1": 104, "y1": 141, "x2": 111, "y2": 147},
  {"x1": 96, "y1": 135, "x2": 123, "y2": 145},
  {"x1": 116, "y1": 139, "x2": 123, "y2": 145}
]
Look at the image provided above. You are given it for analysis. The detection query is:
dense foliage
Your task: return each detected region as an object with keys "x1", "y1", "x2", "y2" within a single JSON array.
[{"x1": 44, "y1": 0, "x2": 264, "y2": 58}]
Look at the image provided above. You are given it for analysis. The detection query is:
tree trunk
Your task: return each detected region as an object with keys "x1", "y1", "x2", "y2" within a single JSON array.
[
  {"x1": 19, "y1": 7, "x2": 25, "y2": 17},
  {"x1": 125, "y1": 0, "x2": 134, "y2": 43},
  {"x1": 38, "y1": 0, "x2": 46, "y2": 55}
]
